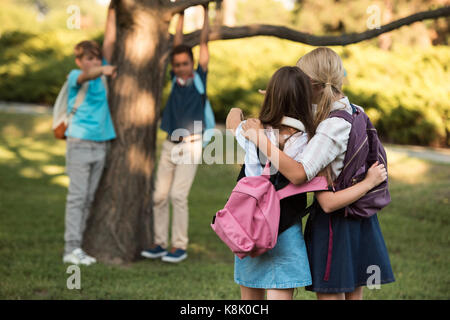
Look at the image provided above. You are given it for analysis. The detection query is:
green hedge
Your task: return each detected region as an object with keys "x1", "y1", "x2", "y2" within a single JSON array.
[{"x1": 0, "y1": 31, "x2": 448, "y2": 146}]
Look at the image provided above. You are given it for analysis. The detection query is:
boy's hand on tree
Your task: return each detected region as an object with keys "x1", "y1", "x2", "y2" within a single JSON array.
[{"x1": 102, "y1": 65, "x2": 117, "y2": 78}]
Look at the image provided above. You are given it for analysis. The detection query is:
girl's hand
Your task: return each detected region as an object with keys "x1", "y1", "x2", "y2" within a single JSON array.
[
  {"x1": 241, "y1": 118, "x2": 264, "y2": 145},
  {"x1": 364, "y1": 161, "x2": 387, "y2": 189}
]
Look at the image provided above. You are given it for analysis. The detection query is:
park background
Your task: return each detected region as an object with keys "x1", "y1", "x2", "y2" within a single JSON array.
[{"x1": 0, "y1": 0, "x2": 449, "y2": 299}]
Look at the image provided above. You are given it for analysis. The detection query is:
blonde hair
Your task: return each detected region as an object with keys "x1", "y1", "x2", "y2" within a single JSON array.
[
  {"x1": 297, "y1": 47, "x2": 345, "y2": 185},
  {"x1": 296, "y1": 47, "x2": 345, "y2": 128}
]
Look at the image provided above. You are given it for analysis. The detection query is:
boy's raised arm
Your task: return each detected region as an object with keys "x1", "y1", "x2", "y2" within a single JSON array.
[
  {"x1": 174, "y1": 10, "x2": 185, "y2": 47},
  {"x1": 103, "y1": 2, "x2": 116, "y2": 64},
  {"x1": 198, "y1": 4, "x2": 209, "y2": 71},
  {"x1": 77, "y1": 66, "x2": 117, "y2": 85}
]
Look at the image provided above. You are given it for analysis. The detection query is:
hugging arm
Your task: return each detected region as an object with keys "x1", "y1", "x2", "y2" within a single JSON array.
[
  {"x1": 240, "y1": 121, "x2": 309, "y2": 185},
  {"x1": 315, "y1": 161, "x2": 387, "y2": 213},
  {"x1": 241, "y1": 117, "x2": 348, "y2": 185},
  {"x1": 226, "y1": 108, "x2": 244, "y2": 135}
]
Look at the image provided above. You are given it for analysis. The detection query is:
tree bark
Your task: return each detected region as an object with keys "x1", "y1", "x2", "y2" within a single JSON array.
[{"x1": 83, "y1": 0, "x2": 171, "y2": 264}]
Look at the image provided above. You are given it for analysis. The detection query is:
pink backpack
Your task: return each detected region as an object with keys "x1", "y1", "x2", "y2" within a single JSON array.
[{"x1": 211, "y1": 162, "x2": 328, "y2": 259}]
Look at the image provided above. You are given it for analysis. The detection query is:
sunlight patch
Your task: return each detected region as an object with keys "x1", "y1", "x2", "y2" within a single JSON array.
[
  {"x1": 0, "y1": 146, "x2": 17, "y2": 161},
  {"x1": 2, "y1": 124, "x2": 23, "y2": 139},
  {"x1": 19, "y1": 148, "x2": 50, "y2": 161},
  {"x1": 19, "y1": 167, "x2": 43, "y2": 179},
  {"x1": 41, "y1": 165, "x2": 65, "y2": 175},
  {"x1": 50, "y1": 175, "x2": 69, "y2": 187},
  {"x1": 387, "y1": 150, "x2": 431, "y2": 184}
]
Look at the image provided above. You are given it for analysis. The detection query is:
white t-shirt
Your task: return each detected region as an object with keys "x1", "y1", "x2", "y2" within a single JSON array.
[{"x1": 235, "y1": 121, "x2": 308, "y2": 177}]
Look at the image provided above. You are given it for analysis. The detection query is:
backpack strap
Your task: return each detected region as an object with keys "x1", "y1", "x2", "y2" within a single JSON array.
[
  {"x1": 276, "y1": 176, "x2": 329, "y2": 200},
  {"x1": 101, "y1": 75, "x2": 108, "y2": 97},
  {"x1": 193, "y1": 72, "x2": 209, "y2": 118},
  {"x1": 328, "y1": 102, "x2": 359, "y2": 123},
  {"x1": 328, "y1": 109, "x2": 353, "y2": 123},
  {"x1": 193, "y1": 72, "x2": 205, "y2": 95},
  {"x1": 171, "y1": 75, "x2": 177, "y2": 88},
  {"x1": 67, "y1": 81, "x2": 88, "y2": 123},
  {"x1": 256, "y1": 147, "x2": 267, "y2": 169}
]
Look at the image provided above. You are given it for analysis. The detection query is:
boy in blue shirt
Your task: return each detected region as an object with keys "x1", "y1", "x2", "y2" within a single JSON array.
[
  {"x1": 62, "y1": 37, "x2": 116, "y2": 266},
  {"x1": 141, "y1": 4, "x2": 210, "y2": 263}
]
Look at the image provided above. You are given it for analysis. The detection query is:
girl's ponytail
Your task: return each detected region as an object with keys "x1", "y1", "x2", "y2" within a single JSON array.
[
  {"x1": 314, "y1": 83, "x2": 335, "y2": 128},
  {"x1": 296, "y1": 47, "x2": 345, "y2": 184},
  {"x1": 296, "y1": 47, "x2": 345, "y2": 127}
]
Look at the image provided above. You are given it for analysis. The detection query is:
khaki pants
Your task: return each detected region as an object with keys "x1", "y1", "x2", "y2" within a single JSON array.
[{"x1": 153, "y1": 137, "x2": 203, "y2": 250}]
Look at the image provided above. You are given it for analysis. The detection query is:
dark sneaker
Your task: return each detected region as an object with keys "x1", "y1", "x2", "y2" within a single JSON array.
[
  {"x1": 161, "y1": 248, "x2": 187, "y2": 263},
  {"x1": 141, "y1": 245, "x2": 167, "y2": 259}
]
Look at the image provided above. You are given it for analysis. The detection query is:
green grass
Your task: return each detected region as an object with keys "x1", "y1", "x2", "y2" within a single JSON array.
[{"x1": 0, "y1": 111, "x2": 449, "y2": 299}]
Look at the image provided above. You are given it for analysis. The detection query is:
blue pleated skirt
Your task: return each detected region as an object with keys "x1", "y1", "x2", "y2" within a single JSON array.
[
  {"x1": 234, "y1": 222, "x2": 312, "y2": 289},
  {"x1": 304, "y1": 201, "x2": 395, "y2": 293}
]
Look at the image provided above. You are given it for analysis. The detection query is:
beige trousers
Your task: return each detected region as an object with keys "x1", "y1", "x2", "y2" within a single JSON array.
[{"x1": 153, "y1": 137, "x2": 203, "y2": 250}]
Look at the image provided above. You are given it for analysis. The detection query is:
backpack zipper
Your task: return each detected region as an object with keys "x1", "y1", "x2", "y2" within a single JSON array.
[
  {"x1": 343, "y1": 136, "x2": 368, "y2": 172},
  {"x1": 378, "y1": 152, "x2": 387, "y2": 167},
  {"x1": 367, "y1": 186, "x2": 387, "y2": 195}
]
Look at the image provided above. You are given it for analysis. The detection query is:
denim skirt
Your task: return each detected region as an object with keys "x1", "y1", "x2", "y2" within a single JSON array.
[{"x1": 234, "y1": 222, "x2": 312, "y2": 289}]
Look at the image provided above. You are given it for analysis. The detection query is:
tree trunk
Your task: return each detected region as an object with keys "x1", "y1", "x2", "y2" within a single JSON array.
[{"x1": 83, "y1": 0, "x2": 171, "y2": 264}]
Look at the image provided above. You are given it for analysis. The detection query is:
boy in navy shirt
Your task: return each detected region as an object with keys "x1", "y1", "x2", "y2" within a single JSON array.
[{"x1": 141, "y1": 4, "x2": 210, "y2": 263}]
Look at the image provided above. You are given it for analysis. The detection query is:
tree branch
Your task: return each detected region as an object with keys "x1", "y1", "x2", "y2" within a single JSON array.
[
  {"x1": 180, "y1": 6, "x2": 450, "y2": 47},
  {"x1": 166, "y1": 0, "x2": 215, "y2": 15}
]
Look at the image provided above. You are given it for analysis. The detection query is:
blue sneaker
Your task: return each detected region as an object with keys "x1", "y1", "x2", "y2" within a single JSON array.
[
  {"x1": 161, "y1": 248, "x2": 187, "y2": 263},
  {"x1": 141, "y1": 245, "x2": 167, "y2": 259}
]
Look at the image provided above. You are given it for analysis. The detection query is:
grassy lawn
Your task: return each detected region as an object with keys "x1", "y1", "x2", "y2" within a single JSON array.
[{"x1": 0, "y1": 111, "x2": 449, "y2": 299}]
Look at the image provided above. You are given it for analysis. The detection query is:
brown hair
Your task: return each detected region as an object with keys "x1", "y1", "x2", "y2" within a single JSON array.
[
  {"x1": 74, "y1": 40, "x2": 102, "y2": 60},
  {"x1": 259, "y1": 66, "x2": 315, "y2": 140},
  {"x1": 170, "y1": 44, "x2": 194, "y2": 63}
]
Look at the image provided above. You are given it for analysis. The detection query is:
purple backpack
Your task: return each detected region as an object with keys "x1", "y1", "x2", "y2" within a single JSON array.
[
  {"x1": 320, "y1": 104, "x2": 391, "y2": 282},
  {"x1": 329, "y1": 104, "x2": 391, "y2": 218}
]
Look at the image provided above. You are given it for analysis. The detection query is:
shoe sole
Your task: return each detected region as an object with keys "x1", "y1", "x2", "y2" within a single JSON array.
[
  {"x1": 62, "y1": 259, "x2": 92, "y2": 266},
  {"x1": 141, "y1": 251, "x2": 167, "y2": 259},
  {"x1": 161, "y1": 254, "x2": 187, "y2": 263}
]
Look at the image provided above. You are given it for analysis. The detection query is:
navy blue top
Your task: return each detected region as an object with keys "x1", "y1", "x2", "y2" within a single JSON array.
[{"x1": 160, "y1": 65, "x2": 207, "y2": 137}]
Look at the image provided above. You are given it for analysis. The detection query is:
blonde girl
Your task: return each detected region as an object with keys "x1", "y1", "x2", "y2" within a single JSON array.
[{"x1": 241, "y1": 48, "x2": 395, "y2": 300}]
